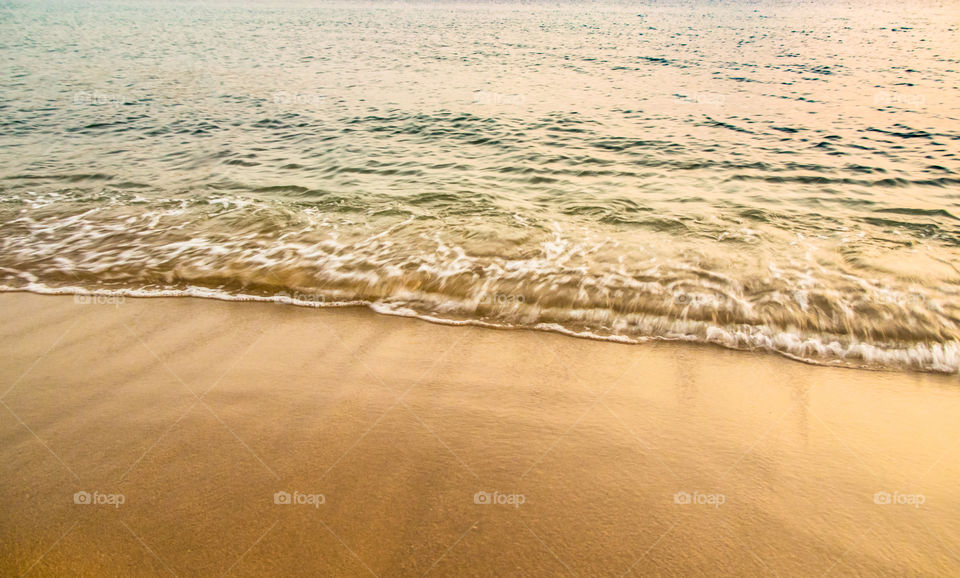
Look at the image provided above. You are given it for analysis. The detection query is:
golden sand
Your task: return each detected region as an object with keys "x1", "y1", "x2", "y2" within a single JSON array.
[{"x1": 1, "y1": 293, "x2": 958, "y2": 576}]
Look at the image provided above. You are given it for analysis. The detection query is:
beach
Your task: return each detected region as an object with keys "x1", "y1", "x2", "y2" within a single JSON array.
[
  {"x1": 1, "y1": 292, "x2": 958, "y2": 576},
  {"x1": 2, "y1": 0, "x2": 960, "y2": 575}
]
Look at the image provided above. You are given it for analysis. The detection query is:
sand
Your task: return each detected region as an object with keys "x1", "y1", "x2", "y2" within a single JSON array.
[{"x1": 1, "y1": 292, "x2": 958, "y2": 576}]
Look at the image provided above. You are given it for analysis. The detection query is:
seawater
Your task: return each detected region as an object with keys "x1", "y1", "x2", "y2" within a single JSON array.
[{"x1": 1, "y1": 0, "x2": 959, "y2": 371}]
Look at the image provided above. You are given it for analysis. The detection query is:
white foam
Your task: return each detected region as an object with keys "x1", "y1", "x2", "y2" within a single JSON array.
[{"x1": 2, "y1": 283, "x2": 957, "y2": 374}]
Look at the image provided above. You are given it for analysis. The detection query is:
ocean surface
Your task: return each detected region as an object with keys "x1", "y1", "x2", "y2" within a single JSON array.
[{"x1": 1, "y1": 0, "x2": 959, "y2": 372}]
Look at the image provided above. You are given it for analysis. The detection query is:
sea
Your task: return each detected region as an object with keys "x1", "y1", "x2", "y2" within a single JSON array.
[{"x1": 1, "y1": 0, "x2": 959, "y2": 372}]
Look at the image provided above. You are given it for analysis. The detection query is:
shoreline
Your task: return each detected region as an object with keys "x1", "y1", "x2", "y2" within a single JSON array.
[
  {"x1": 2, "y1": 285, "x2": 957, "y2": 375},
  {"x1": 2, "y1": 293, "x2": 959, "y2": 575}
]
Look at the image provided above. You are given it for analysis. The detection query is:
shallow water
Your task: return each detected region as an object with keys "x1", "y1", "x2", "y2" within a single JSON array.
[{"x1": 1, "y1": 0, "x2": 959, "y2": 371}]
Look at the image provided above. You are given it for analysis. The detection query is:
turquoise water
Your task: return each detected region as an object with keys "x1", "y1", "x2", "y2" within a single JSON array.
[{"x1": 1, "y1": 0, "x2": 959, "y2": 371}]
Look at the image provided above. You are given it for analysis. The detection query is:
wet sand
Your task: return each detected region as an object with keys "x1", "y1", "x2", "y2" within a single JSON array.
[{"x1": 1, "y1": 292, "x2": 958, "y2": 576}]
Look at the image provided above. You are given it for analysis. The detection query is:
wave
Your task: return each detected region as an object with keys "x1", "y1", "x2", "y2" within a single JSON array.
[
  {"x1": 1, "y1": 187, "x2": 958, "y2": 374},
  {"x1": 3, "y1": 280, "x2": 958, "y2": 374}
]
